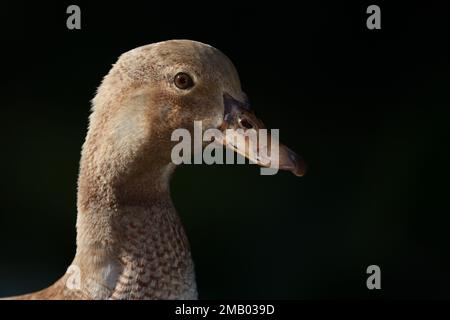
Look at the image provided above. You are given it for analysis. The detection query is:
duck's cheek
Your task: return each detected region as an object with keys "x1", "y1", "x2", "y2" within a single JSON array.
[
  {"x1": 184, "y1": 100, "x2": 224, "y2": 130},
  {"x1": 202, "y1": 112, "x2": 224, "y2": 130}
]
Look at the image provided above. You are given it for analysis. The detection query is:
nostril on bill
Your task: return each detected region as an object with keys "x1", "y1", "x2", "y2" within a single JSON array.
[{"x1": 239, "y1": 117, "x2": 253, "y2": 129}]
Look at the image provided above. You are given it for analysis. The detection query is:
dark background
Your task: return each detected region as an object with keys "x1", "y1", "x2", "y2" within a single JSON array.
[{"x1": 0, "y1": 1, "x2": 449, "y2": 299}]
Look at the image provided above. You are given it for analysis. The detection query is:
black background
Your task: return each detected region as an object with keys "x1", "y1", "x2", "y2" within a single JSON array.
[{"x1": 0, "y1": 1, "x2": 449, "y2": 299}]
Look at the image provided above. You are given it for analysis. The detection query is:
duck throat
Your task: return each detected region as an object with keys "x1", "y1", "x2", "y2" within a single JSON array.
[{"x1": 73, "y1": 133, "x2": 197, "y2": 299}]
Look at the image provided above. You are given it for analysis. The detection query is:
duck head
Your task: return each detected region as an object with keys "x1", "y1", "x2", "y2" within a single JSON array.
[{"x1": 79, "y1": 40, "x2": 305, "y2": 210}]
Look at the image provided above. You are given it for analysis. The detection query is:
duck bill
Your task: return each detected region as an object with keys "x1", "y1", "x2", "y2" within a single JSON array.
[{"x1": 218, "y1": 93, "x2": 306, "y2": 176}]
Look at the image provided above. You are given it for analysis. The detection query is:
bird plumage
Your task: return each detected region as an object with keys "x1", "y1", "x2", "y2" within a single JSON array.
[{"x1": 2, "y1": 40, "x2": 304, "y2": 300}]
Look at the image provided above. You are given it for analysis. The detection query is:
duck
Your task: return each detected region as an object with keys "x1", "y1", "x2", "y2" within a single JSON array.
[{"x1": 2, "y1": 40, "x2": 305, "y2": 300}]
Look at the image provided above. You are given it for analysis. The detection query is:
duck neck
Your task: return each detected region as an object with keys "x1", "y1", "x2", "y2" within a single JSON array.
[{"x1": 72, "y1": 139, "x2": 197, "y2": 299}]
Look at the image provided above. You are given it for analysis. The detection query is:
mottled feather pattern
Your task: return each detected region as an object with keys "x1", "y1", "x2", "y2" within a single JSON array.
[{"x1": 111, "y1": 207, "x2": 197, "y2": 299}]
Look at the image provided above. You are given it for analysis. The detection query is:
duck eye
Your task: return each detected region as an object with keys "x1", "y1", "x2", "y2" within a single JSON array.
[{"x1": 174, "y1": 72, "x2": 194, "y2": 90}]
